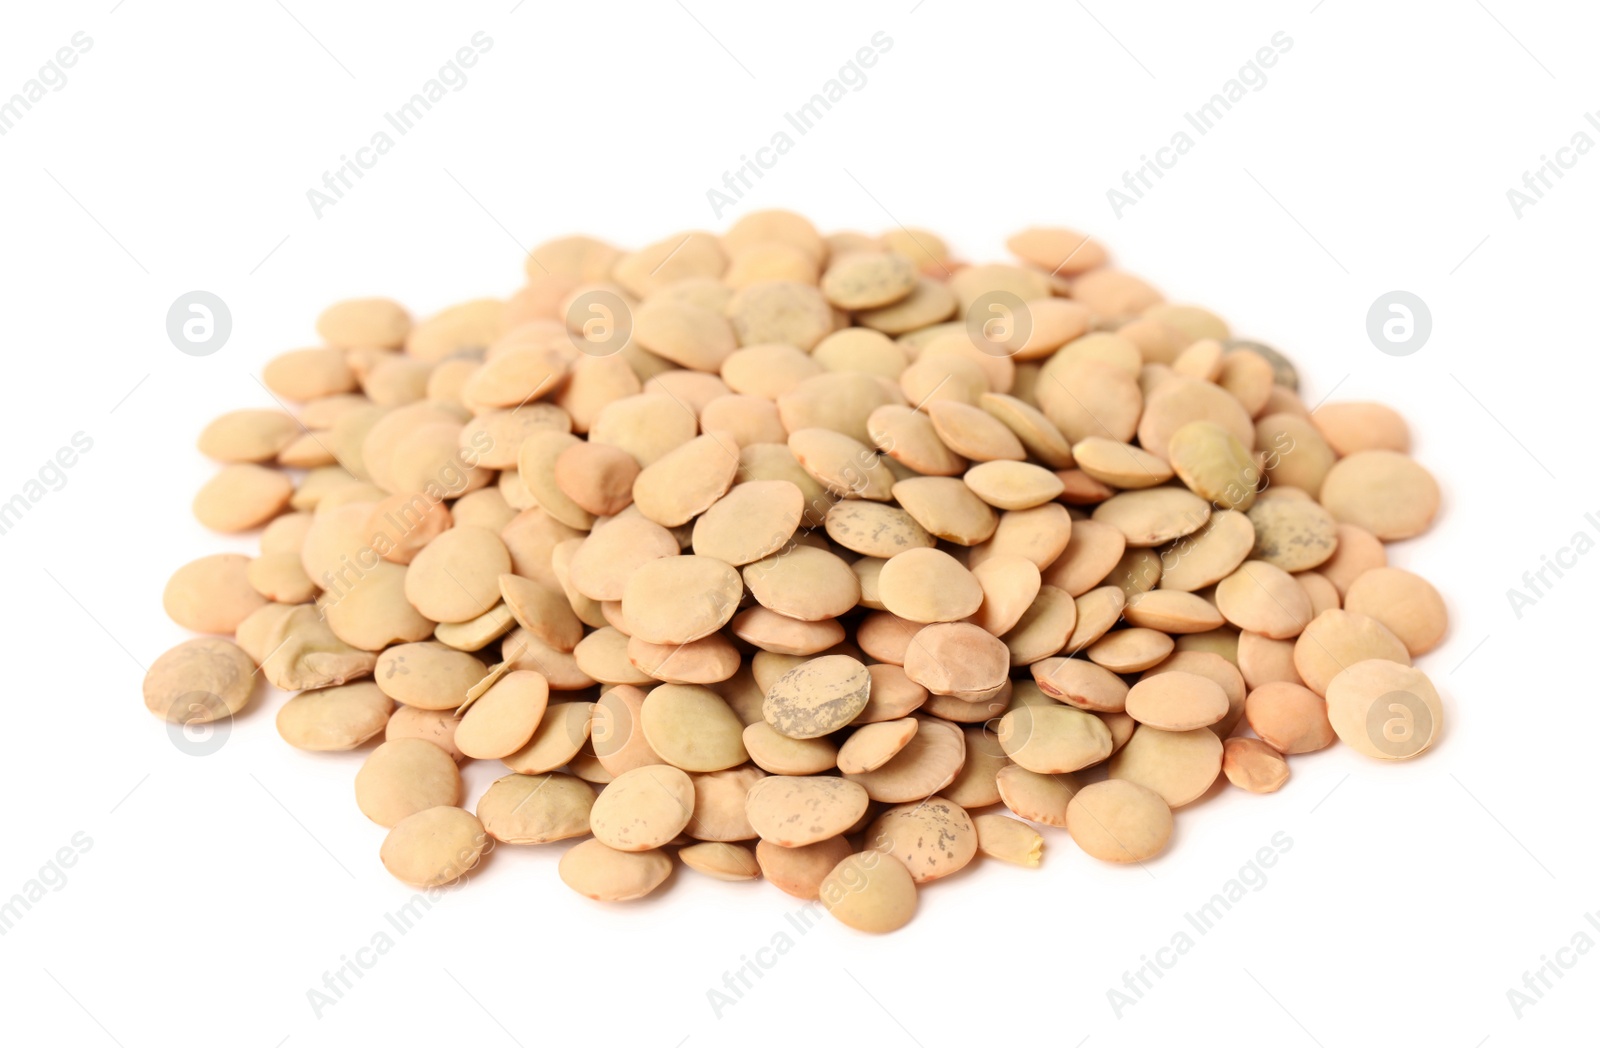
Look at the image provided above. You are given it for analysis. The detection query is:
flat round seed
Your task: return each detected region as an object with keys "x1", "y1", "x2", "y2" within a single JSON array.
[
  {"x1": 935, "y1": 725, "x2": 1001, "y2": 808},
  {"x1": 852, "y1": 663, "x2": 929, "y2": 724},
  {"x1": 1125, "y1": 672, "x2": 1229, "y2": 730},
  {"x1": 822, "y1": 250, "x2": 917, "y2": 309},
  {"x1": 320, "y1": 560, "x2": 433, "y2": 651},
  {"x1": 1087, "y1": 628, "x2": 1174, "y2": 673},
  {"x1": 819, "y1": 851, "x2": 917, "y2": 933},
  {"x1": 969, "y1": 555, "x2": 1043, "y2": 635},
  {"x1": 1032, "y1": 656, "x2": 1130, "y2": 712},
  {"x1": 502, "y1": 700, "x2": 595, "y2": 773},
  {"x1": 681, "y1": 841, "x2": 761, "y2": 881},
  {"x1": 866, "y1": 797, "x2": 976, "y2": 883},
  {"x1": 1343, "y1": 567, "x2": 1446, "y2": 656},
  {"x1": 868, "y1": 404, "x2": 967, "y2": 477},
  {"x1": 1006, "y1": 225, "x2": 1107, "y2": 275},
  {"x1": 498, "y1": 574, "x2": 582, "y2": 652},
  {"x1": 476, "y1": 772, "x2": 595, "y2": 844},
  {"x1": 743, "y1": 545, "x2": 860, "y2": 622},
  {"x1": 1325, "y1": 659, "x2": 1444, "y2": 760},
  {"x1": 1072, "y1": 438, "x2": 1173, "y2": 489},
  {"x1": 1064, "y1": 586, "x2": 1128, "y2": 652},
  {"x1": 856, "y1": 277, "x2": 956, "y2": 334},
  {"x1": 639, "y1": 684, "x2": 748, "y2": 772},
  {"x1": 553, "y1": 441, "x2": 639, "y2": 517},
  {"x1": 878, "y1": 548, "x2": 983, "y2": 623},
  {"x1": 727, "y1": 280, "x2": 832, "y2": 349},
  {"x1": 838, "y1": 717, "x2": 918, "y2": 774},
  {"x1": 1108, "y1": 546, "x2": 1163, "y2": 598},
  {"x1": 1037, "y1": 359, "x2": 1141, "y2": 445},
  {"x1": 1257, "y1": 413, "x2": 1336, "y2": 497},
  {"x1": 1123, "y1": 590, "x2": 1224, "y2": 634},
  {"x1": 590, "y1": 393, "x2": 698, "y2": 467},
  {"x1": 198, "y1": 409, "x2": 301, "y2": 463},
  {"x1": 276, "y1": 681, "x2": 392, "y2": 751},
  {"x1": 686, "y1": 766, "x2": 765, "y2": 842},
  {"x1": 731, "y1": 607, "x2": 845, "y2": 656},
  {"x1": 812, "y1": 328, "x2": 907, "y2": 378},
  {"x1": 1318, "y1": 523, "x2": 1388, "y2": 596},
  {"x1": 1319, "y1": 449, "x2": 1440, "y2": 540},
  {"x1": 1222, "y1": 737, "x2": 1290, "y2": 793},
  {"x1": 633, "y1": 299, "x2": 737, "y2": 370},
  {"x1": 455, "y1": 670, "x2": 549, "y2": 760},
  {"x1": 628, "y1": 632, "x2": 739, "y2": 684},
  {"x1": 1168, "y1": 420, "x2": 1259, "y2": 510},
  {"x1": 385, "y1": 705, "x2": 464, "y2": 761},
  {"x1": 1002, "y1": 585, "x2": 1079, "y2": 664},
  {"x1": 621, "y1": 555, "x2": 743, "y2": 645},
  {"x1": 143, "y1": 637, "x2": 257, "y2": 723},
  {"x1": 1244, "y1": 681, "x2": 1336, "y2": 754},
  {"x1": 1297, "y1": 571, "x2": 1341, "y2": 617},
  {"x1": 1158, "y1": 509, "x2": 1254, "y2": 591},
  {"x1": 1246, "y1": 495, "x2": 1338, "y2": 572},
  {"x1": 1066, "y1": 779, "x2": 1173, "y2": 863},
  {"x1": 1108, "y1": 725, "x2": 1222, "y2": 808},
  {"x1": 380, "y1": 806, "x2": 486, "y2": 887},
  {"x1": 757, "y1": 837, "x2": 854, "y2": 899},
  {"x1": 1042, "y1": 518, "x2": 1125, "y2": 596},
  {"x1": 763, "y1": 655, "x2": 871, "y2": 739},
  {"x1": 691, "y1": 480, "x2": 804, "y2": 565},
  {"x1": 891, "y1": 477, "x2": 998, "y2": 546},
  {"x1": 590, "y1": 685, "x2": 662, "y2": 774},
  {"x1": 1137, "y1": 376, "x2": 1254, "y2": 466},
  {"x1": 402, "y1": 527, "x2": 509, "y2": 624},
  {"x1": 589, "y1": 764, "x2": 696, "y2": 851},
  {"x1": 633, "y1": 433, "x2": 741, "y2": 526},
  {"x1": 1215, "y1": 560, "x2": 1314, "y2": 639},
  {"x1": 354, "y1": 739, "x2": 461, "y2": 827},
  {"x1": 928, "y1": 401, "x2": 1027, "y2": 462},
  {"x1": 963, "y1": 460, "x2": 1065, "y2": 510},
  {"x1": 1141, "y1": 650, "x2": 1247, "y2": 736},
  {"x1": 373, "y1": 643, "x2": 487, "y2": 710},
  {"x1": 998, "y1": 704, "x2": 1113, "y2": 773},
  {"x1": 742, "y1": 720, "x2": 839, "y2": 775},
  {"x1": 569, "y1": 516, "x2": 680, "y2": 602},
  {"x1": 264, "y1": 347, "x2": 358, "y2": 400},
  {"x1": 247, "y1": 551, "x2": 317, "y2": 604},
  {"x1": 845, "y1": 715, "x2": 965, "y2": 802},
  {"x1": 903, "y1": 622, "x2": 1010, "y2": 700},
  {"x1": 163, "y1": 553, "x2": 267, "y2": 634},
  {"x1": 995, "y1": 765, "x2": 1078, "y2": 827},
  {"x1": 194, "y1": 464, "x2": 292, "y2": 532},
  {"x1": 745, "y1": 775, "x2": 869, "y2": 847},
  {"x1": 1313, "y1": 402, "x2": 1411, "y2": 456},
  {"x1": 1093, "y1": 488, "x2": 1211, "y2": 547},
  {"x1": 559, "y1": 839, "x2": 672, "y2": 902},
  {"x1": 825, "y1": 500, "x2": 935, "y2": 558},
  {"x1": 1237, "y1": 631, "x2": 1302, "y2": 690},
  {"x1": 788, "y1": 428, "x2": 894, "y2": 501},
  {"x1": 1292, "y1": 609, "x2": 1411, "y2": 697},
  {"x1": 977, "y1": 393, "x2": 1074, "y2": 469}
]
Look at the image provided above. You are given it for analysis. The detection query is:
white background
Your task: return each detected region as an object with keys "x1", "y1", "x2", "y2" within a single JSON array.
[{"x1": 0, "y1": 1, "x2": 1594, "y2": 1045}]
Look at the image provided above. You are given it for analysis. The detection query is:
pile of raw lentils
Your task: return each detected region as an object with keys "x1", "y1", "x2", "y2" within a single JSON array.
[{"x1": 145, "y1": 211, "x2": 1447, "y2": 933}]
